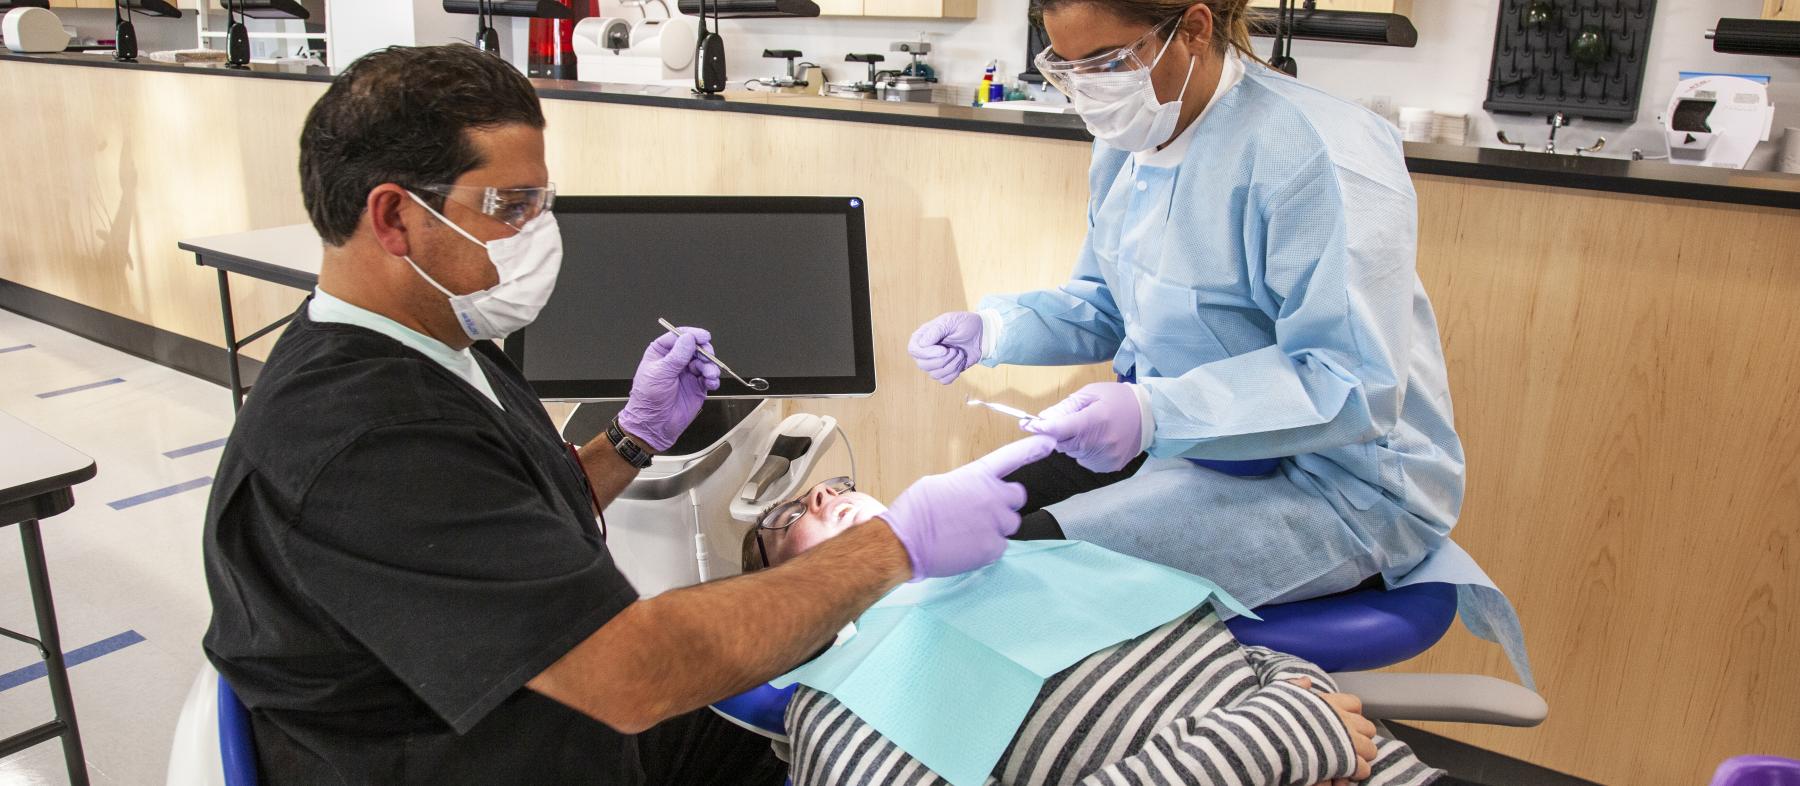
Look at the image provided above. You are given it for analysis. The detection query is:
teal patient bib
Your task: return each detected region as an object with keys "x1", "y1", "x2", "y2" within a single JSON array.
[{"x1": 772, "y1": 540, "x2": 1255, "y2": 786}]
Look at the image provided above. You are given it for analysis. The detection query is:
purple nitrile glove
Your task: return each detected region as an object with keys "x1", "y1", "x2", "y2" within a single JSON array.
[
  {"x1": 879, "y1": 435, "x2": 1057, "y2": 581},
  {"x1": 1024, "y1": 382, "x2": 1145, "y2": 472},
  {"x1": 908, "y1": 311, "x2": 984, "y2": 385},
  {"x1": 616, "y1": 327, "x2": 722, "y2": 452}
]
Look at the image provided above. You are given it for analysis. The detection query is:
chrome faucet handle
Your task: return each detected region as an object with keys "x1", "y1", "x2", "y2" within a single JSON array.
[
  {"x1": 1573, "y1": 137, "x2": 1607, "y2": 156},
  {"x1": 1496, "y1": 131, "x2": 1531, "y2": 151}
]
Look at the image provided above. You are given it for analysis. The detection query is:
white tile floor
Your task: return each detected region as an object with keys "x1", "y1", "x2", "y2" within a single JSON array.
[{"x1": 0, "y1": 309, "x2": 237, "y2": 786}]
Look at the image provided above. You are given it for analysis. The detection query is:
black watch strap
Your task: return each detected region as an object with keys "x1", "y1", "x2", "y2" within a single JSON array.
[{"x1": 606, "y1": 419, "x2": 654, "y2": 469}]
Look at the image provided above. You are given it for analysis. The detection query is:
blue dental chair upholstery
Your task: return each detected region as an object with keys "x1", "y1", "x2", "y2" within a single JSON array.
[{"x1": 1224, "y1": 582, "x2": 1458, "y2": 672}]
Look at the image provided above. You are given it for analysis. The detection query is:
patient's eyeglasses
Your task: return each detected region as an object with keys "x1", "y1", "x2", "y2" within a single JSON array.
[{"x1": 756, "y1": 476, "x2": 855, "y2": 569}]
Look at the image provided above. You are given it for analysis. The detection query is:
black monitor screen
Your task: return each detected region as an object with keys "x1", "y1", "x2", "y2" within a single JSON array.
[{"x1": 505, "y1": 196, "x2": 874, "y2": 399}]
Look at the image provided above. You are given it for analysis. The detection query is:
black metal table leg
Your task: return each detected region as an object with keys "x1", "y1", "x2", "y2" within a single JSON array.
[
  {"x1": 18, "y1": 520, "x2": 88, "y2": 786},
  {"x1": 214, "y1": 266, "x2": 245, "y2": 413}
]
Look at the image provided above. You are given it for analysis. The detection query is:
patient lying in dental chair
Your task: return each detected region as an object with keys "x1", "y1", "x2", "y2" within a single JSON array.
[{"x1": 744, "y1": 480, "x2": 1443, "y2": 786}]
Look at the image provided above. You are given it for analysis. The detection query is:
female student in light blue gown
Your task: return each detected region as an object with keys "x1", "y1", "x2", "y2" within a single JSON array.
[{"x1": 909, "y1": 0, "x2": 1528, "y2": 682}]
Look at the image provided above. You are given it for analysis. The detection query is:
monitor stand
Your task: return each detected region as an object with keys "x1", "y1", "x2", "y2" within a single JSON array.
[
  {"x1": 561, "y1": 398, "x2": 767, "y2": 458},
  {"x1": 560, "y1": 397, "x2": 780, "y2": 596}
]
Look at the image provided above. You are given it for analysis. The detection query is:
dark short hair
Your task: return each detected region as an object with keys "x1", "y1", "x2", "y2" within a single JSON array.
[{"x1": 299, "y1": 45, "x2": 546, "y2": 246}]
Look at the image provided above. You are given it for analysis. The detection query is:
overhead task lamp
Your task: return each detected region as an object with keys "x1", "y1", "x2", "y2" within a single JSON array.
[
  {"x1": 113, "y1": 0, "x2": 182, "y2": 63},
  {"x1": 217, "y1": 0, "x2": 309, "y2": 69},
  {"x1": 1247, "y1": 5, "x2": 1418, "y2": 49},
  {"x1": 1708, "y1": 18, "x2": 1800, "y2": 58},
  {"x1": 675, "y1": 0, "x2": 817, "y2": 96},
  {"x1": 442, "y1": 0, "x2": 574, "y2": 54},
  {"x1": 673, "y1": 0, "x2": 819, "y2": 18}
]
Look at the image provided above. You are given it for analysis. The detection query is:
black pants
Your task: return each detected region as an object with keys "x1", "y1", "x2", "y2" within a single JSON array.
[
  {"x1": 1008, "y1": 451, "x2": 1150, "y2": 541},
  {"x1": 633, "y1": 707, "x2": 787, "y2": 785}
]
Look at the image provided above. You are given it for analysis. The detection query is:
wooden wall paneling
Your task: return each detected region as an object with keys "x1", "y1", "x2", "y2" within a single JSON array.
[
  {"x1": 1399, "y1": 175, "x2": 1800, "y2": 785},
  {"x1": 0, "y1": 62, "x2": 319, "y2": 362}
]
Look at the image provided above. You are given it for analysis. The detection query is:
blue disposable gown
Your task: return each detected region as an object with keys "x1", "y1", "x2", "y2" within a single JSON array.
[{"x1": 979, "y1": 59, "x2": 1530, "y2": 685}]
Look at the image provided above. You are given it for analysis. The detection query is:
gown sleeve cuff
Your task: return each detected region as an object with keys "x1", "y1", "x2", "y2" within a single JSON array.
[
  {"x1": 977, "y1": 308, "x2": 1005, "y2": 362},
  {"x1": 1130, "y1": 383, "x2": 1155, "y2": 455}
]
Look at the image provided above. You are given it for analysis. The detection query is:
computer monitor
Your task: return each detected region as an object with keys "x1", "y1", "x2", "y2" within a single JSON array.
[{"x1": 504, "y1": 196, "x2": 875, "y2": 400}]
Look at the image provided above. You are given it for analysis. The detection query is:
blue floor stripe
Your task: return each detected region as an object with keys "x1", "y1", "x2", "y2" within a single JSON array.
[
  {"x1": 36, "y1": 377, "x2": 125, "y2": 399},
  {"x1": 0, "y1": 343, "x2": 33, "y2": 354},
  {"x1": 163, "y1": 437, "x2": 228, "y2": 459},
  {"x1": 0, "y1": 631, "x2": 146, "y2": 693},
  {"x1": 106, "y1": 476, "x2": 213, "y2": 510}
]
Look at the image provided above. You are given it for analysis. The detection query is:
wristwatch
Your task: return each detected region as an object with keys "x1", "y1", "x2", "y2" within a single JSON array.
[{"x1": 606, "y1": 419, "x2": 654, "y2": 469}]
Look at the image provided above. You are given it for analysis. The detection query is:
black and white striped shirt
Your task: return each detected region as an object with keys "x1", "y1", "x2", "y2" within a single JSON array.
[{"x1": 788, "y1": 605, "x2": 1440, "y2": 786}]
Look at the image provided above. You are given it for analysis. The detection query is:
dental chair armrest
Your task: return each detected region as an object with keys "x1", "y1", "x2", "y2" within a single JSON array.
[{"x1": 1327, "y1": 672, "x2": 1548, "y2": 728}]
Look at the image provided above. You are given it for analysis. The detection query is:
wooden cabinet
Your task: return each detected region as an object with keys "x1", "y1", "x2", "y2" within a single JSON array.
[
  {"x1": 859, "y1": 0, "x2": 974, "y2": 18},
  {"x1": 813, "y1": 0, "x2": 864, "y2": 16},
  {"x1": 1765, "y1": 0, "x2": 1799, "y2": 21},
  {"x1": 819, "y1": 0, "x2": 974, "y2": 20},
  {"x1": 1250, "y1": 0, "x2": 1411, "y2": 12}
]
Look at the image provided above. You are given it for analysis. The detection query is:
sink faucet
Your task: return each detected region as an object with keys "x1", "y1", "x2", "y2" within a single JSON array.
[
  {"x1": 1543, "y1": 111, "x2": 1567, "y2": 154},
  {"x1": 1495, "y1": 111, "x2": 1603, "y2": 156}
]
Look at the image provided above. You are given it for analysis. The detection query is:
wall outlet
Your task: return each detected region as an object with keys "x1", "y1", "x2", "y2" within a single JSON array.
[{"x1": 1368, "y1": 94, "x2": 1396, "y2": 124}]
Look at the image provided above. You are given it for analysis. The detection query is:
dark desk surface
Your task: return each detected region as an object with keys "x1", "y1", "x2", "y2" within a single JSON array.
[
  {"x1": 0, "y1": 410, "x2": 96, "y2": 516},
  {"x1": 6, "y1": 51, "x2": 1799, "y2": 211}
]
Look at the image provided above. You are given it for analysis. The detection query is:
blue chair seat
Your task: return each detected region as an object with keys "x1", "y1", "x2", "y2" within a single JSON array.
[
  {"x1": 712, "y1": 582, "x2": 1461, "y2": 736},
  {"x1": 218, "y1": 675, "x2": 260, "y2": 786},
  {"x1": 1225, "y1": 582, "x2": 1458, "y2": 673},
  {"x1": 712, "y1": 681, "x2": 799, "y2": 737}
]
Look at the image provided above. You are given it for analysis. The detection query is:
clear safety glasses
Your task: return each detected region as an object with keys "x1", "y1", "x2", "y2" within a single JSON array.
[
  {"x1": 755, "y1": 476, "x2": 855, "y2": 569},
  {"x1": 411, "y1": 182, "x2": 557, "y2": 231},
  {"x1": 1033, "y1": 15, "x2": 1180, "y2": 98}
]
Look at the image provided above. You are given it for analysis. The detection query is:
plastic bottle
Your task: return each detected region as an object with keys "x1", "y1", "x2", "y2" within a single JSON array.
[{"x1": 976, "y1": 60, "x2": 996, "y2": 106}]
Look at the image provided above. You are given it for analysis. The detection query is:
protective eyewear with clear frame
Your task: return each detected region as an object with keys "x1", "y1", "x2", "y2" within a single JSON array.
[
  {"x1": 755, "y1": 476, "x2": 855, "y2": 569},
  {"x1": 409, "y1": 182, "x2": 558, "y2": 231},
  {"x1": 1033, "y1": 15, "x2": 1182, "y2": 99}
]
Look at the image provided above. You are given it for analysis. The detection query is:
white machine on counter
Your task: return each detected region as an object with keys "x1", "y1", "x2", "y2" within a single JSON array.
[
  {"x1": 4, "y1": 7, "x2": 70, "y2": 54},
  {"x1": 1664, "y1": 72, "x2": 1775, "y2": 169},
  {"x1": 572, "y1": 1, "x2": 697, "y2": 87}
]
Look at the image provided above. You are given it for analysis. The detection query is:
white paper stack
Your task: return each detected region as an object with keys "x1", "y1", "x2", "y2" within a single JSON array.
[
  {"x1": 1398, "y1": 107, "x2": 1434, "y2": 143},
  {"x1": 1431, "y1": 112, "x2": 1470, "y2": 145}
]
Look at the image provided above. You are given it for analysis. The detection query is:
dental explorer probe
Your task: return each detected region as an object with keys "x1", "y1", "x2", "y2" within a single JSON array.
[{"x1": 657, "y1": 317, "x2": 771, "y2": 391}]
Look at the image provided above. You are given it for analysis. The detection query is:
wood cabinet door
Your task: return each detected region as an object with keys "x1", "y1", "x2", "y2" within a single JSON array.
[{"x1": 815, "y1": 0, "x2": 864, "y2": 16}]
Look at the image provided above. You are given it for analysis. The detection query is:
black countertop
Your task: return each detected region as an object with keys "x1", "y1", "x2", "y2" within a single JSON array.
[{"x1": 6, "y1": 51, "x2": 1798, "y2": 211}]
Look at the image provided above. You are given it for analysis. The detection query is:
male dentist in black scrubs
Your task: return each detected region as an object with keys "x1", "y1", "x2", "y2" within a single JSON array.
[{"x1": 201, "y1": 44, "x2": 1054, "y2": 785}]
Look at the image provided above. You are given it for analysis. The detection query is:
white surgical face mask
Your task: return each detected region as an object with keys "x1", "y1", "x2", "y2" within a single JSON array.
[
  {"x1": 1067, "y1": 34, "x2": 1195, "y2": 153},
  {"x1": 403, "y1": 190, "x2": 563, "y2": 341}
]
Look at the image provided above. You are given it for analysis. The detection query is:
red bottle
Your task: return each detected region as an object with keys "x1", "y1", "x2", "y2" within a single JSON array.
[{"x1": 528, "y1": 0, "x2": 601, "y2": 80}]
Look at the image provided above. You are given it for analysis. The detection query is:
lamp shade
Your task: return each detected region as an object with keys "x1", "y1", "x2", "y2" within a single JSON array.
[
  {"x1": 1711, "y1": 17, "x2": 1800, "y2": 58},
  {"x1": 675, "y1": 0, "x2": 818, "y2": 18},
  {"x1": 442, "y1": 0, "x2": 575, "y2": 17},
  {"x1": 216, "y1": 0, "x2": 309, "y2": 19},
  {"x1": 1248, "y1": 8, "x2": 1417, "y2": 48}
]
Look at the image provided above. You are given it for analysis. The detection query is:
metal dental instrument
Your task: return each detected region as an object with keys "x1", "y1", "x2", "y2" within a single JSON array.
[
  {"x1": 966, "y1": 397, "x2": 1039, "y2": 422},
  {"x1": 657, "y1": 317, "x2": 770, "y2": 391}
]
